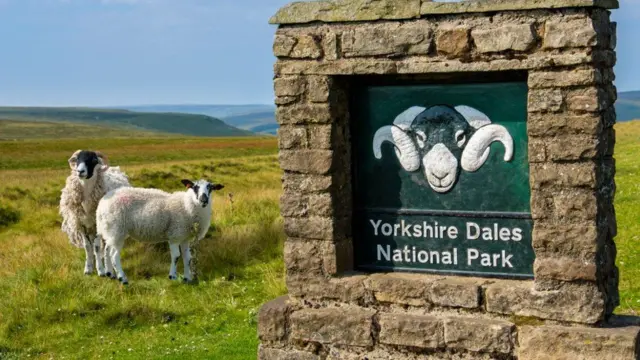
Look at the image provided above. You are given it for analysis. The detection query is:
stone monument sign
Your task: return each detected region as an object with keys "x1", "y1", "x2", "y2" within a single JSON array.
[{"x1": 259, "y1": 0, "x2": 640, "y2": 359}]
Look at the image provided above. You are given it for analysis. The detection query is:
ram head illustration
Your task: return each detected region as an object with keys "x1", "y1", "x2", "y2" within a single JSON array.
[{"x1": 373, "y1": 105, "x2": 514, "y2": 193}]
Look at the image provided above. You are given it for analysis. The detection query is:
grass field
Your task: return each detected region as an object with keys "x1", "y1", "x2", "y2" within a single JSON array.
[
  {"x1": 0, "y1": 121, "x2": 639, "y2": 359},
  {"x1": 0, "y1": 135, "x2": 283, "y2": 359}
]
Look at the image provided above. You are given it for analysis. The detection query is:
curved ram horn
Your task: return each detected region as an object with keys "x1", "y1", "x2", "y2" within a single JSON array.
[
  {"x1": 372, "y1": 106, "x2": 425, "y2": 172},
  {"x1": 68, "y1": 149, "x2": 82, "y2": 169},
  {"x1": 461, "y1": 124, "x2": 514, "y2": 172},
  {"x1": 373, "y1": 126, "x2": 421, "y2": 172},
  {"x1": 455, "y1": 105, "x2": 491, "y2": 129}
]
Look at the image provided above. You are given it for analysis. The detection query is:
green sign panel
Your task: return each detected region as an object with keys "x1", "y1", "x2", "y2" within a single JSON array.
[{"x1": 351, "y1": 81, "x2": 534, "y2": 279}]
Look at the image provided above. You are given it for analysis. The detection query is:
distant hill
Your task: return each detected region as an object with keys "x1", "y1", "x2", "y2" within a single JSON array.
[
  {"x1": 0, "y1": 107, "x2": 252, "y2": 137},
  {"x1": 617, "y1": 91, "x2": 640, "y2": 122},
  {"x1": 0, "y1": 119, "x2": 176, "y2": 140},
  {"x1": 116, "y1": 104, "x2": 278, "y2": 135}
]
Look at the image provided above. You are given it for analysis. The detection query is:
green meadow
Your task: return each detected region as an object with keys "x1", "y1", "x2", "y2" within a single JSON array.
[{"x1": 0, "y1": 120, "x2": 639, "y2": 359}]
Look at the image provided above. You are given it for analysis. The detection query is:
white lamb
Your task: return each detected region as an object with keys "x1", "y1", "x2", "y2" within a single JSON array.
[
  {"x1": 96, "y1": 179, "x2": 224, "y2": 284},
  {"x1": 59, "y1": 150, "x2": 130, "y2": 276}
]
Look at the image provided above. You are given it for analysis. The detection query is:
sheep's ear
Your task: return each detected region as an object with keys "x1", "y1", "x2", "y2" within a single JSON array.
[
  {"x1": 181, "y1": 179, "x2": 194, "y2": 189},
  {"x1": 211, "y1": 184, "x2": 224, "y2": 192},
  {"x1": 68, "y1": 150, "x2": 81, "y2": 169}
]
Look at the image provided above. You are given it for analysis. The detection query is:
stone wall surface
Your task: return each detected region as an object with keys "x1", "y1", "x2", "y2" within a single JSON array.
[{"x1": 260, "y1": 0, "x2": 640, "y2": 358}]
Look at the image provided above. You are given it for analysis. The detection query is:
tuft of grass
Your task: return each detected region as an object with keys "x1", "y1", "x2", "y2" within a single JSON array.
[{"x1": 0, "y1": 204, "x2": 20, "y2": 228}]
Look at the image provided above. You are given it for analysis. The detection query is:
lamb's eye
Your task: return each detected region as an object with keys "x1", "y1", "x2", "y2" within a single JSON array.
[
  {"x1": 415, "y1": 131, "x2": 427, "y2": 149},
  {"x1": 193, "y1": 186, "x2": 199, "y2": 193},
  {"x1": 455, "y1": 130, "x2": 466, "y2": 148}
]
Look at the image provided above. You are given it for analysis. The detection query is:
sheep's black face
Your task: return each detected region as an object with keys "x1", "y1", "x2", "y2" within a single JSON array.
[
  {"x1": 74, "y1": 151, "x2": 101, "y2": 180},
  {"x1": 181, "y1": 179, "x2": 225, "y2": 208},
  {"x1": 409, "y1": 106, "x2": 474, "y2": 193}
]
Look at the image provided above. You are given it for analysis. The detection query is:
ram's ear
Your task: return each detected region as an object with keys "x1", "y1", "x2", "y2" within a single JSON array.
[
  {"x1": 68, "y1": 150, "x2": 81, "y2": 169},
  {"x1": 181, "y1": 179, "x2": 194, "y2": 189}
]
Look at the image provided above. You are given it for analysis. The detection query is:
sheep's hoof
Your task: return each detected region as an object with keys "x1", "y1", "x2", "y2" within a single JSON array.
[
  {"x1": 118, "y1": 277, "x2": 128, "y2": 285},
  {"x1": 183, "y1": 278, "x2": 191, "y2": 284},
  {"x1": 106, "y1": 272, "x2": 112, "y2": 277},
  {"x1": 84, "y1": 271, "x2": 92, "y2": 276},
  {"x1": 169, "y1": 275, "x2": 177, "y2": 280}
]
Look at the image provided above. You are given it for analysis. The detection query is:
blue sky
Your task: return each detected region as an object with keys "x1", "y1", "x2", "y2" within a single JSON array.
[{"x1": 0, "y1": 0, "x2": 637, "y2": 106}]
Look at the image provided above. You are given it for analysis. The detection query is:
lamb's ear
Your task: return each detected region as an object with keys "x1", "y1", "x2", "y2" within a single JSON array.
[
  {"x1": 181, "y1": 179, "x2": 194, "y2": 189},
  {"x1": 211, "y1": 184, "x2": 224, "y2": 192},
  {"x1": 68, "y1": 150, "x2": 81, "y2": 169}
]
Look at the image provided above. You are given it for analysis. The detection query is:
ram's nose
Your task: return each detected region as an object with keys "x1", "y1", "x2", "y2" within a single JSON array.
[{"x1": 77, "y1": 169, "x2": 88, "y2": 178}]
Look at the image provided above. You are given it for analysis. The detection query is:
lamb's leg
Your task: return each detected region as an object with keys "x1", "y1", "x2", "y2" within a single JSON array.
[
  {"x1": 104, "y1": 245, "x2": 116, "y2": 279},
  {"x1": 109, "y1": 244, "x2": 128, "y2": 285},
  {"x1": 94, "y1": 235, "x2": 107, "y2": 277},
  {"x1": 82, "y1": 235, "x2": 95, "y2": 275},
  {"x1": 180, "y1": 242, "x2": 192, "y2": 283},
  {"x1": 169, "y1": 243, "x2": 180, "y2": 280}
]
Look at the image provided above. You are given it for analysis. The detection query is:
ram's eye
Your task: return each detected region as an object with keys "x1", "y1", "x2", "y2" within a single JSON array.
[
  {"x1": 455, "y1": 130, "x2": 466, "y2": 148},
  {"x1": 415, "y1": 131, "x2": 427, "y2": 149}
]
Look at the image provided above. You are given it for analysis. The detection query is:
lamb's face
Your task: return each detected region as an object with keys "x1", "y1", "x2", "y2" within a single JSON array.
[
  {"x1": 68, "y1": 150, "x2": 107, "y2": 180},
  {"x1": 181, "y1": 179, "x2": 225, "y2": 208}
]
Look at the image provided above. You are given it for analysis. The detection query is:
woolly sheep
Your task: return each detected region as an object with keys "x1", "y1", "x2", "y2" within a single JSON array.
[
  {"x1": 59, "y1": 150, "x2": 130, "y2": 276},
  {"x1": 96, "y1": 179, "x2": 224, "y2": 284}
]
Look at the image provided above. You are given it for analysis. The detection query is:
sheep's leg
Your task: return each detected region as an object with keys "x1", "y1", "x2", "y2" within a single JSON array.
[
  {"x1": 168, "y1": 243, "x2": 181, "y2": 280},
  {"x1": 104, "y1": 245, "x2": 116, "y2": 279},
  {"x1": 94, "y1": 235, "x2": 107, "y2": 277},
  {"x1": 82, "y1": 235, "x2": 95, "y2": 275},
  {"x1": 180, "y1": 242, "x2": 192, "y2": 283},
  {"x1": 109, "y1": 244, "x2": 128, "y2": 285}
]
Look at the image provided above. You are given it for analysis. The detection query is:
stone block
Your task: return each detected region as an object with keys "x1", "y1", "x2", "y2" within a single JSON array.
[
  {"x1": 308, "y1": 76, "x2": 331, "y2": 103},
  {"x1": 378, "y1": 313, "x2": 444, "y2": 349},
  {"x1": 276, "y1": 103, "x2": 332, "y2": 125},
  {"x1": 279, "y1": 150, "x2": 333, "y2": 174},
  {"x1": 436, "y1": 26, "x2": 470, "y2": 57},
  {"x1": 428, "y1": 278, "x2": 481, "y2": 309},
  {"x1": 529, "y1": 69, "x2": 602, "y2": 88},
  {"x1": 284, "y1": 240, "x2": 324, "y2": 277},
  {"x1": 275, "y1": 58, "x2": 398, "y2": 76},
  {"x1": 527, "y1": 113, "x2": 603, "y2": 137},
  {"x1": 364, "y1": 273, "x2": 433, "y2": 306},
  {"x1": 287, "y1": 274, "x2": 367, "y2": 303},
  {"x1": 533, "y1": 256, "x2": 598, "y2": 282},
  {"x1": 519, "y1": 325, "x2": 640, "y2": 360},
  {"x1": 530, "y1": 162, "x2": 596, "y2": 189},
  {"x1": 278, "y1": 126, "x2": 307, "y2": 150},
  {"x1": 290, "y1": 35, "x2": 323, "y2": 59},
  {"x1": 543, "y1": 18, "x2": 597, "y2": 49},
  {"x1": 528, "y1": 139, "x2": 547, "y2": 163},
  {"x1": 307, "y1": 125, "x2": 333, "y2": 149},
  {"x1": 542, "y1": 135, "x2": 602, "y2": 161},
  {"x1": 274, "y1": 76, "x2": 306, "y2": 97},
  {"x1": 528, "y1": 88, "x2": 563, "y2": 113},
  {"x1": 322, "y1": 32, "x2": 339, "y2": 61},
  {"x1": 472, "y1": 24, "x2": 536, "y2": 53},
  {"x1": 270, "y1": 0, "x2": 421, "y2": 24},
  {"x1": 567, "y1": 87, "x2": 614, "y2": 113},
  {"x1": 532, "y1": 222, "x2": 600, "y2": 258},
  {"x1": 282, "y1": 173, "x2": 333, "y2": 193},
  {"x1": 276, "y1": 96, "x2": 299, "y2": 105},
  {"x1": 342, "y1": 22, "x2": 432, "y2": 57},
  {"x1": 283, "y1": 217, "x2": 339, "y2": 240},
  {"x1": 290, "y1": 308, "x2": 375, "y2": 347},
  {"x1": 258, "y1": 296, "x2": 291, "y2": 342},
  {"x1": 274, "y1": 34, "x2": 297, "y2": 57},
  {"x1": 485, "y1": 280, "x2": 605, "y2": 323},
  {"x1": 258, "y1": 346, "x2": 320, "y2": 360},
  {"x1": 444, "y1": 317, "x2": 515, "y2": 354}
]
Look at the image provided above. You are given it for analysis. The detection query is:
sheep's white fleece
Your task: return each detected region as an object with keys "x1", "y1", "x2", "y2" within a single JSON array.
[
  {"x1": 96, "y1": 187, "x2": 210, "y2": 245},
  {"x1": 59, "y1": 167, "x2": 130, "y2": 248}
]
